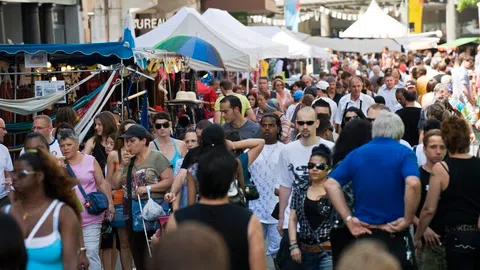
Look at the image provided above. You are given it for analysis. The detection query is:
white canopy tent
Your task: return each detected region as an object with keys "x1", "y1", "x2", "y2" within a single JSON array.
[
  {"x1": 305, "y1": 37, "x2": 401, "y2": 53},
  {"x1": 135, "y1": 8, "x2": 257, "y2": 71},
  {"x1": 202, "y1": 9, "x2": 289, "y2": 59},
  {"x1": 340, "y1": 0, "x2": 408, "y2": 38},
  {"x1": 249, "y1": 26, "x2": 331, "y2": 59}
]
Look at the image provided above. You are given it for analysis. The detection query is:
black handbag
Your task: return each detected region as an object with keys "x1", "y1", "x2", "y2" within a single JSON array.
[
  {"x1": 228, "y1": 181, "x2": 246, "y2": 207},
  {"x1": 244, "y1": 182, "x2": 260, "y2": 201}
]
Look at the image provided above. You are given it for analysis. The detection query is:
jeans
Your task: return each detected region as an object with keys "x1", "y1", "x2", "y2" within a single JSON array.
[
  {"x1": 83, "y1": 223, "x2": 102, "y2": 270},
  {"x1": 445, "y1": 230, "x2": 480, "y2": 270},
  {"x1": 358, "y1": 229, "x2": 417, "y2": 270},
  {"x1": 262, "y1": 223, "x2": 281, "y2": 256},
  {"x1": 301, "y1": 250, "x2": 332, "y2": 270}
]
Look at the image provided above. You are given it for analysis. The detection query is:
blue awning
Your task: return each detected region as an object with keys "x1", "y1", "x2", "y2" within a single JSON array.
[{"x1": 0, "y1": 42, "x2": 134, "y2": 65}]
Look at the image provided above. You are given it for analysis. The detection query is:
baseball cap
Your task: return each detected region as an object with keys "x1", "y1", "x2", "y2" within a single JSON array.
[
  {"x1": 110, "y1": 107, "x2": 121, "y2": 116},
  {"x1": 293, "y1": 90, "x2": 304, "y2": 102},
  {"x1": 405, "y1": 80, "x2": 416, "y2": 89},
  {"x1": 120, "y1": 124, "x2": 149, "y2": 139},
  {"x1": 315, "y1": 81, "x2": 329, "y2": 91}
]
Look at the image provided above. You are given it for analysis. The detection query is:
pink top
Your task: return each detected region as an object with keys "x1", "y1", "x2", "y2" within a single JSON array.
[{"x1": 71, "y1": 153, "x2": 103, "y2": 227}]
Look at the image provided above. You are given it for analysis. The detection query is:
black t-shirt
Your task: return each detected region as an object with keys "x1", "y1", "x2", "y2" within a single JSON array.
[
  {"x1": 417, "y1": 166, "x2": 445, "y2": 238},
  {"x1": 396, "y1": 107, "x2": 422, "y2": 146}
]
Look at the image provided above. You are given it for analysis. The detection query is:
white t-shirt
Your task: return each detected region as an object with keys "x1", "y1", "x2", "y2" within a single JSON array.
[
  {"x1": 377, "y1": 86, "x2": 399, "y2": 112},
  {"x1": 415, "y1": 143, "x2": 427, "y2": 167},
  {"x1": 0, "y1": 144, "x2": 13, "y2": 199},
  {"x1": 249, "y1": 142, "x2": 286, "y2": 224},
  {"x1": 20, "y1": 138, "x2": 63, "y2": 158},
  {"x1": 335, "y1": 93, "x2": 375, "y2": 125},
  {"x1": 276, "y1": 138, "x2": 335, "y2": 229}
]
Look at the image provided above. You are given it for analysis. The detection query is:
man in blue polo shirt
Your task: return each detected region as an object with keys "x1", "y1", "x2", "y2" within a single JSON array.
[{"x1": 325, "y1": 110, "x2": 421, "y2": 270}]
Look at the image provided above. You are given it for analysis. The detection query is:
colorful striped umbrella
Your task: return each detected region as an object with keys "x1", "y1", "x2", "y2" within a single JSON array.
[{"x1": 154, "y1": 35, "x2": 225, "y2": 69}]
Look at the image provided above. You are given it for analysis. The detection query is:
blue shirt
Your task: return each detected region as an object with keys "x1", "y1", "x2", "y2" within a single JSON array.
[{"x1": 329, "y1": 137, "x2": 419, "y2": 225}]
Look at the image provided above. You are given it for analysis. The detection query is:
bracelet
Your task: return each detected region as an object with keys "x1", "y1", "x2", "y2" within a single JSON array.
[
  {"x1": 289, "y1": 244, "x2": 299, "y2": 251},
  {"x1": 232, "y1": 142, "x2": 236, "y2": 151},
  {"x1": 79, "y1": 247, "x2": 87, "y2": 253},
  {"x1": 345, "y1": 215, "x2": 353, "y2": 222}
]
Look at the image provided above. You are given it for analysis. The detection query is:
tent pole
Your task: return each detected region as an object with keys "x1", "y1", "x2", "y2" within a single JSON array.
[{"x1": 121, "y1": 60, "x2": 124, "y2": 121}]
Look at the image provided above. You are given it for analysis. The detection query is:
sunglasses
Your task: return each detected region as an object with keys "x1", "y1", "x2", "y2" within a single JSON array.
[
  {"x1": 155, "y1": 122, "x2": 170, "y2": 129},
  {"x1": 297, "y1": 121, "x2": 315, "y2": 126},
  {"x1": 366, "y1": 118, "x2": 375, "y2": 122},
  {"x1": 307, "y1": 163, "x2": 329, "y2": 170},
  {"x1": 11, "y1": 170, "x2": 36, "y2": 179},
  {"x1": 344, "y1": 116, "x2": 360, "y2": 122}
]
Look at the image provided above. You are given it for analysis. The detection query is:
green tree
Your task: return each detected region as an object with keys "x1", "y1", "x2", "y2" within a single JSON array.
[{"x1": 457, "y1": 0, "x2": 480, "y2": 12}]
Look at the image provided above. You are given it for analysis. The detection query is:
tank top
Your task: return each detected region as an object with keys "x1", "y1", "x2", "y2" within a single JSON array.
[
  {"x1": 441, "y1": 156, "x2": 480, "y2": 227},
  {"x1": 175, "y1": 203, "x2": 252, "y2": 270},
  {"x1": 5, "y1": 200, "x2": 64, "y2": 270},
  {"x1": 92, "y1": 140, "x2": 107, "y2": 175},
  {"x1": 71, "y1": 154, "x2": 103, "y2": 227},
  {"x1": 153, "y1": 138, "x2": 182, "y2": 167}
]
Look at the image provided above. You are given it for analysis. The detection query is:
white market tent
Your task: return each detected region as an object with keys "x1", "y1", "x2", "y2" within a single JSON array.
[
  {"x1": 340, "y1": 0, "x2": 408, "y2": 38},
  {"x1": 306, "y1": 37, "x2": 402, "y2": 53},
  {"x1": 202, "y1": 9, "x2": 289, "y2": 59},
  {"x1": 135, "y1": 7, "x2": 257, "y2": 71},
  {"x1": 249, "y1": 26, "x2": 330, "y2": 59}
]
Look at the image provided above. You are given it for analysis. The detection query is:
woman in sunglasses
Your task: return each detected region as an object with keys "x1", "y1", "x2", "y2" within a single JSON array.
[
  {"x1": 152, "y1": 112, "x2": 187, "y2": 167},
  {"x1": 289, "y1": 145, "x2": 334, "y2": 270},
  {"x1": 3, "y1": 148, "x2": 84, "y2": 270},
  {"x1": 340, "y1": 107, "x2": 365, "y2": 130}
]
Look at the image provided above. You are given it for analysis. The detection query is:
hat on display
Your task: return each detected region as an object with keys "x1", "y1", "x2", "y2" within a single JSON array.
[
  {"x1": 405, "y1": 80, "x2": 416, "y2": 89},
  {"x1": 293, "y1": 90, "x2": 304, "y2": 102},
  {"x1": 168, "y1": 91, "x2": 202, "y2": 104},
  {"x1": 315, "y1": 81, "x2": 329, "y2": 91},
  {"x1": 120, "y1": 124, "x2": 149, "y2": 139}
]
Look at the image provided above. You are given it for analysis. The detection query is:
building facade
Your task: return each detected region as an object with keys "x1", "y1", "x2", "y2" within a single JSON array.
[{"x1": 1, "y1": 0, "x2": 82, "y2": 44}]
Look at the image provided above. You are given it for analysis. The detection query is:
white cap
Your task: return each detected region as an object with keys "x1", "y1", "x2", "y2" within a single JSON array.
[{"x1": 315, "y1": 80, "x2": 329, "y2": 90}]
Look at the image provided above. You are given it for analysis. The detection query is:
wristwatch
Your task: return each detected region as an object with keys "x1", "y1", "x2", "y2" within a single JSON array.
[{"x1": 345, "y1": 215, "x2": 353, "y2": 222}]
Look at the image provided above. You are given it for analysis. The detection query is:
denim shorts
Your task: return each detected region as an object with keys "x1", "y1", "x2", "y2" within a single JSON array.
[{"x1": 111, "y1": 204, "x2": 125, "y2": 228}]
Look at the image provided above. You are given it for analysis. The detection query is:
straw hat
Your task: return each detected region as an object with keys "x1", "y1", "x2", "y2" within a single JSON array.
[{"x1": 168, "y1": 91, "x2": 202, "y2": 104}]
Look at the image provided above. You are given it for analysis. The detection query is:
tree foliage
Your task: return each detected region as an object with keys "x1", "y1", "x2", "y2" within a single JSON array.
[{"x1": 457, "y1": 0, "x2": 480, "y2": 12}]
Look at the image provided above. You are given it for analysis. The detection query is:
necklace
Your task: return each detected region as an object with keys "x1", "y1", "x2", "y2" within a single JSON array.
[
  {"x1": 260, "y1": 142, "x2": 279, "y2": 168},
  {"x1": 137, "y1": 150, "x2": 150, "y2": 164},
  {"x1": 20, "y1": 201, "x2": 48, "y2": 221}
]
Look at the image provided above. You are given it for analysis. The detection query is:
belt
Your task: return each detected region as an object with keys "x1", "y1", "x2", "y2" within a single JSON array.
[
  {"x1": 447, "y1": 224, "x2": 479, "y2": 232},
  {"x1": 299, "y1": 242, "x2": 331, "y2": 253}
]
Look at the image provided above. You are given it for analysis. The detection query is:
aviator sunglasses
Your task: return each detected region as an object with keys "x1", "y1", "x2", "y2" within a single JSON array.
[{"x1": 307, "y1": 162, "x2": 329, "y2": 170}]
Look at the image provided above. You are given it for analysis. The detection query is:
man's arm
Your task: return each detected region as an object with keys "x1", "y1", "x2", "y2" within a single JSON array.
[
  {"x1": 404, "y1": 176, "x2": 421, "y2": 224},
  {"x1": 324, "y1": 178, "x2": 351, "y2": 220},
  {"x1": 278, "y1": 185, "x2": 291, "y2": 235}
]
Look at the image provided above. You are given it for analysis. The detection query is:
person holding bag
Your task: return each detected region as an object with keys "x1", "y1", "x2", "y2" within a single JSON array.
[
  {"x1": 112, "y1": 124, "x2": 173, "y2": 270},
  {"x1": 58, "y1": 129, "x2": 115, "y2": 270}
]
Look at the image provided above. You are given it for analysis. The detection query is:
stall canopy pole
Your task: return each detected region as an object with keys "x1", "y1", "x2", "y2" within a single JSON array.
[{"x1": 121, "y1": 60, "x2": 124, "y2": 121}]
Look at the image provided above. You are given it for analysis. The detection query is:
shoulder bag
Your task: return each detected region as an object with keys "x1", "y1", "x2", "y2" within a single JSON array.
[{"x1": 66, "y1": 163, "x2": 108, "y2": 215}]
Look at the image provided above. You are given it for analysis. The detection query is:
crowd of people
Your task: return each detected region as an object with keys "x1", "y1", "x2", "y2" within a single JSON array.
[{"x1": 0, "y1": 48, "x2": 480, "y2": 270}]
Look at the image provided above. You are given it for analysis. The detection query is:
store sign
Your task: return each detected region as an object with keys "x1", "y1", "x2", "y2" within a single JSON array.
[
  {"x1": 35, "y1": 80, "x2": 67, "y2": 104},
  {"x1": 134, "y1": 18, "x2": 166, "y2": 29}
]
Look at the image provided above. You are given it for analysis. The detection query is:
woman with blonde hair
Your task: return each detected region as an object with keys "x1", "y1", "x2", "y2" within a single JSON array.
[{"x1": 272, "y1": 78, "x2": 294, "y2": 111}]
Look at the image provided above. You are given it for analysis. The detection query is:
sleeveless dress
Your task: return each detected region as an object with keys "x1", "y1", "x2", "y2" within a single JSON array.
[{"x1": 5, "y1": 200, "x2": 64, "y2": 270}]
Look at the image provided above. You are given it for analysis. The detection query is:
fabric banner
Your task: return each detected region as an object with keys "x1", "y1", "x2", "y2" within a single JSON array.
[
  {"x1": 285, "y1": 0, "x2": 300, "y2": 32},
  {"x1": 409, "y1": 0, "x2": 424, "y2": 33}
]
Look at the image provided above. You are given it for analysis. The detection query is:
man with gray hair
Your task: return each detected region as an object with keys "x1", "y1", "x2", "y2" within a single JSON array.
[{"x1": 325, "y1": 110, "x2": 421, "y2": 270}]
